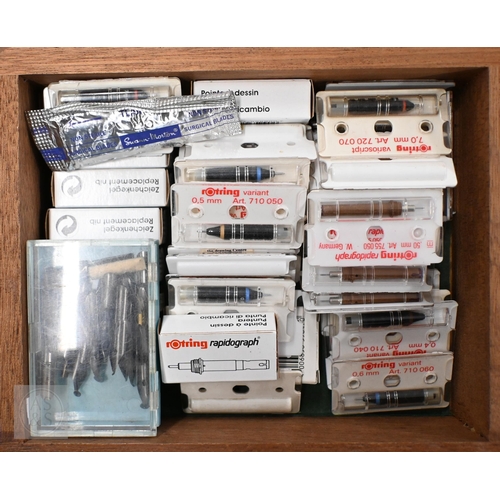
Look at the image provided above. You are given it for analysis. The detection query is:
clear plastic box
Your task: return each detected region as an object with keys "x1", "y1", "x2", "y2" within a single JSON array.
[{"x1": 26, "y1": 239, "x2": 160, "y2": 437}]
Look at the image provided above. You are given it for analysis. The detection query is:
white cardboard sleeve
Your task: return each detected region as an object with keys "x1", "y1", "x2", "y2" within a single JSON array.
[
  {"x1": 47, "y1": 207, "x2": 163, "y2": 241},
  {"x1": 159, "y1": 312, "x2": 278, "y2": 383},
  {"x1": 192, "y1": 80, "x2": 314, "y2": 124},
  {"x1": 52, "y1": 168, "x2": 169, "y2": 207}
]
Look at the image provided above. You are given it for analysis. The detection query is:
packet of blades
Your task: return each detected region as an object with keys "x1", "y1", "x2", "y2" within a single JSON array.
[{"x1": 25, "y1": 91, "x2": 242, "y2": 171}]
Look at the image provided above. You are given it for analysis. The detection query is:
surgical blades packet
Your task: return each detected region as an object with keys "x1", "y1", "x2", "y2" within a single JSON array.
[{"x1": 26, "y1": 91, "x2": 242, "y2": 171}]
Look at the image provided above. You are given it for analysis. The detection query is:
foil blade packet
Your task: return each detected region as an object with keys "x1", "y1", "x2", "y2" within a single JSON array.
[{"x1": 26, "y1": 91, "x2": 242, "y2": 171}]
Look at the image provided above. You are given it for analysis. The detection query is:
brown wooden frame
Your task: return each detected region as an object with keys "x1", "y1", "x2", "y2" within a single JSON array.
[{"x1": 1, "y1": 47, "x2": 499, "y2": 451}]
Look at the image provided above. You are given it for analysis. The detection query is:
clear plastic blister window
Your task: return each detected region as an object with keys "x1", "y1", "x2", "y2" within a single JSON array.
[
  {"x1": 318, "y1": 196, "x2": 435, "y2": 221},
  {"x1": 167, "y1": 278, "x2": 297, "y2": 343},
  {"x1": 180, "y1": 223, "x2": 295, "y2": 244},
  {"x1": 310, "y1": 291, "x2": 428, "y2": 307},
  {"x1": 169, "y1": 279, "x2": 293, "y2": 308},
  {"x1": 327, "y1": 94, "x2": 440, "y2": 117},
  {"x1": 44, "y1": 77, "x2": 182, "y2": 108},
  {"x1": 176, "y1": 160, "x2": 310, "y2": 186},
  {"x1": 309, "y1": 265, "x2": 428, "y2": 286},
  {"x1": 324, "y1": 301, "x2": 457, "y2": 362}
]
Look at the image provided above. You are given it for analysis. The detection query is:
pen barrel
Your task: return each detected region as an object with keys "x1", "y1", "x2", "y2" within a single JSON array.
[
  {"x1": 348, "y1": 98, "x2": 410, "y2": 115},
  {"x1": 363, "y1": 389, "x2": 441, "y2": 409},
  {"x1": 206, "y1": 224, "x2": 291, "y2": 242},
  {"x1": 209, "y1": 166, "x2": 272, "y2": 182},
  {"x1": 339, "y1": 266, "x2": 424, "y2": 283},
  {"x1": 312, "y1": 292, "x2": 422, "y2": 306},
  {"x1": 341, "y1": 292, "x2": 421, "y2": 305},
  {"x1": 182, "y1": 286, "x2": 263, "y2": 304},
  {"x1": 59, "y1": 89, "x2": 151, "y2": 104},
  {"x1": 321, "y1": 200, "x2": 404, "y2": 219},
  {"x1": 345, "y1": 310, "x2": 427, "y2": 329},
  {"x1": 329, "y1": 97, "x2": 417, "y2": 116},
  {"x1": 229, "y1": 224, "x2": 275, "y2": 240}
]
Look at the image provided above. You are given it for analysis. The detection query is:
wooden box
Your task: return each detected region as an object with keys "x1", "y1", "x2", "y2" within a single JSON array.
[{"x1": 1, "y1": 47, "x2": 499, "y2": 451}]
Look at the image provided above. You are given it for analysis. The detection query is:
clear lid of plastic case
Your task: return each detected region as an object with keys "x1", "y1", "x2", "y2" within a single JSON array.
[{"x1": 27, "y1": 239, "x2": 160, "y2": 437}]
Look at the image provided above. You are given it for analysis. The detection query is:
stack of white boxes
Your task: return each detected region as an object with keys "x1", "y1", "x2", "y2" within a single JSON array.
[
  {"x1": 159, "y1": 80, "x2": 320, "y2": 413},
  {"x1": 27, "y1": 77, "x2": 183, "y2": 436},
  {"x1": 44, "y1": 77, "x2": 181, "y2": 242},
  {"x1": 303, "y1": 82, "x2": 459, "y2": 414}
]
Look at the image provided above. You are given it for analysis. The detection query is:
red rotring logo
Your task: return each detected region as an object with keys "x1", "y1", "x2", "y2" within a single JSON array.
[
  {"x1": 366, "y1": 226, "x2": 384, "y2": 242},
  {"x1": 327, "y1": 229, "x2": 338, "y2": 240},
  {"x1": 169, "y1": 339, "x2": 182, "y2": 350},
  {"x1": 201, "y1": 187, "x2": 240, "y2": 197},
  {"x1": 165, "y1": 338, "x2": 209, "y2": 349},
  {"x1": 361, "y1": 360, "x2": 396, "y2": 370}
]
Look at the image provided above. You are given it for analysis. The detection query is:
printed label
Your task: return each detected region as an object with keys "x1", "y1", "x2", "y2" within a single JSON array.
[{"x1": 120, "y1": 124, "x2": 181, "y2": 148}]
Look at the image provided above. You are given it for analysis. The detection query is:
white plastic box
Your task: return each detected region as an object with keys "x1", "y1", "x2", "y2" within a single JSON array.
[
  {"x1": 315, "y1": 87, "x2": 452, "y2": 159},
  {"x1": 324, "y1": 300, "x2": 458, "y2": 361},
  {"x1": 305, "y1": 188, "x2": 444, "y2": 269},
  {"x1": 327, "y1": 352, "x2": 453, "y2": 415}
]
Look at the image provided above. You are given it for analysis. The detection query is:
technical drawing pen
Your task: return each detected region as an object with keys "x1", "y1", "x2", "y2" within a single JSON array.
[
  {"x1": 59, "y1": 88, "x2": 151, "y2": 104},
  {"x1": 321, "y1": 266, "x2": 425, "y2": 283},
  {"x1": 345, "y1": 310, "x2": 427, "y2": 329},
  {"x1": 341, "y1": 388, "x2": 441, "y2": 411},
  {"x1": 179, "y1": 285, "x2": 264, "y2": 304},
  {"x1": 321, "y1": 200, "x2": 416, "y2": 219},
  {"x1": 204, "y1": 224, "x2": 291, "y2": 241},
  {"x1": 186, "y1": 166, "x2": 282, "y2": 182},
  {"x1": 311, "y1": 292, "x2": 422, "y2": 306},
  {"x1": 331, "y1": 97, "x2": 415, "y2": 116}
]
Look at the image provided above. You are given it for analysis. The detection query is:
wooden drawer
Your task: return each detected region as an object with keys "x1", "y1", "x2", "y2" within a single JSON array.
[{"x1": 1, "y1": 47, "x2": 499, "y2": 451}]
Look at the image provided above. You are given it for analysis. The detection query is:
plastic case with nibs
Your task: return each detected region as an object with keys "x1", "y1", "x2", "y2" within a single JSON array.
[{"x1": 26, "y1": 239, "x2": 160, "y2": 437}]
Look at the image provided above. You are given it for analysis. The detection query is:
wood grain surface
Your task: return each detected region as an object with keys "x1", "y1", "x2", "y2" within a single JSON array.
[{"x1": 1, "y1": 47, "x2": 500, "y2": 451}]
